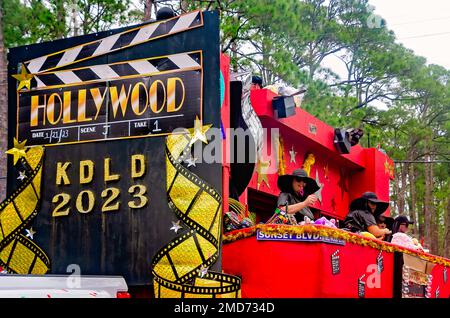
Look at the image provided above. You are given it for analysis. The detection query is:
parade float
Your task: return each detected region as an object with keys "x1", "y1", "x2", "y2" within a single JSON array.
[{"x1": 1, "y1": 9, "x2": 449, "y2": 298}]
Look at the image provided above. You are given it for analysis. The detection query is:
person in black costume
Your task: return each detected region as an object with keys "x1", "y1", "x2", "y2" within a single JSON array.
[
  {"x1": 376, "y1": 214, "x2": 394, "y2": 241},
  {"x1": 251, "y1": 75, "x2": 263, "y2": 90},
  {"x1": 343, "y1": 192, "x2": 392, "y2": 239},
  {"x1": 276, "y1": 169, "x2": 319, "y2": 222}
]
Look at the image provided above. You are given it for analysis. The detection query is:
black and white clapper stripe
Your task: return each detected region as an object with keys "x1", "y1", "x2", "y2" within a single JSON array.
[
  {"x1": 32, "y1": 52, "x2": 202, "y2": 89},
  {"x1": 25, "y1": 11, "x2": 203, "y2": 74}
]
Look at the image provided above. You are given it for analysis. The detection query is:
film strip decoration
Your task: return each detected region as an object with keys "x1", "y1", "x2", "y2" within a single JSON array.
[
  {"x1": 331, "y1": 250, "x2": 340, "y2": 275},
  {"x1": 24, "y1": 10, "x2": 203, "y2": 74},
  {"x1": 358, "y1": 274, "x2": 366, "y2": 298},
  {"x1": 0, "y1": 146, "x2": 50, "y2": 274},
  {"x1": 151, "y1": 132, "x2": 241, "y2": 298},
  {"x1": 30, "y1": 51, "x2": 202, "y2": 90}
]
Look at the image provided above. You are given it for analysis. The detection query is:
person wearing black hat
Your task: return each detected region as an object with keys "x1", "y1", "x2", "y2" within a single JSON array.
[
  {"x1": 156, "y1": 7, "x2": 176, "y2": 21},
  {"x1": 392, "y1": 215, "x2": 414, "y2": 235},
  {"x1": 343, "y1": 192, "x2": 392, "y2": 239},
  {"x1": 376, "y1": 214, "x2": 394, "y2": 241},
  {"x1": 251, "y1": 76, "x2": 263, "y2": 90},
  {"x1": 276, "y1": 169, "x2": 319, "y2": 222},
  {"x1": 390, "y1": 215, "x2": 423, "y2": 251}
]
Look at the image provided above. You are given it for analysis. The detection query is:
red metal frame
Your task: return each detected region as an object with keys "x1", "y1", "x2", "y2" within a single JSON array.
[{"x1": 240, "y1": 89, "x2": 394, "y2": 220}]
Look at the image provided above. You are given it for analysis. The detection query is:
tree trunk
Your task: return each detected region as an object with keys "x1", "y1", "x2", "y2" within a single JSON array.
[
  {"x1": 0, "y1": 4, "x2": 7, "y2": 200},
  {"x1": 429, "y1": 153, "x2": 439, "y2": 255},
  {"x1": 424, "y1": 149, "x2": 438, "y2": 254},
  {"x1": 423, "y1": 153, "x2": 432, "y2": 252},
  {"x1": 397, "y1": 163, "x2": 407, "y2": 215},
  {"x1": 55, "y1": 0, "x2": 66, "y2": 39},
  {"x1": 409, "y1": 161, "x2": 419, "y2": 235},
  {"x1": 444, "y1": 196, "x2": 450, "y2": 258},
  {"x1": 180, "y1": 0, "x2": 189, "y2": 12},
  {"x1": 71, "y1": 2, "x2": 79, "y2": 36},
  {"x1": 144, "y1": 0, "x2": 155, "y2": 21},
  {"x1": 231, "y1": 41, "x2": 238, "y2": 73},
  {"x1": 392, "y1": 166, "x2": 400, "y2": 214}
]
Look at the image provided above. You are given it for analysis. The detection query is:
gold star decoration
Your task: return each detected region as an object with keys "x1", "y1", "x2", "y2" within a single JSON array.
[
  {"x1": 12, "y1": 64, "x2": 34, "y2": 91},
  {"x1": 384, "y1": 159, "x2": 394, "y2": 178},
  {"x1": 188, "y1": 116, "x2": 212, "y2": 146},
  {"x1": 6, "y1": 138, "x2": 27, "y2": 165},
  {"x1": 256, "y1": 159, "x2": 271, "y2": 190}
]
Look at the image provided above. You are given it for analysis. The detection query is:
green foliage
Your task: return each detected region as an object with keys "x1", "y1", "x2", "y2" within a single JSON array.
[
  {"x1": 75, "y1": 0, "x2": 132, "y2": 34},
  {"x1": 3, "y1": 0, "x2": 66, "y2": 47},
  {"x1": 2, "y1": 0, "x2": 133, "y2": 48}
]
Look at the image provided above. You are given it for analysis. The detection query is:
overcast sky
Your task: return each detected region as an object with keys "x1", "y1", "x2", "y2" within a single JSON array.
[
  {"x1": 369, "y1": 0, "x2": 450, "y2": 69},
  {"x1": 134, "y1": 0, "x2": 449, "y2": 70}
]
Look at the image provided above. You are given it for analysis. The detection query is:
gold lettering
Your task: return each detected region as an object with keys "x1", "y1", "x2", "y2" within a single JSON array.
[
  {"x1": 30, "y1": 95, "x2": 46, "y2": 127},
  {"x1": 63, "y1": 91, "x2": 76, "y2": 124},
  {"x1": 167, "y1": 77, "x2": 185, "y2": 112},
  {"x1": 52, "y1": 193, "x2": 71, "y2": 217},
  {"x1": 128, "y1": 184, "x2": 148, "y2": 209},
  {"x1": 76, "y1": 190, "x2": 95, "y2": 213},
  {"x1": 56, "y1": 162, "x2": 71, "y2": 185},
  {"x1": 149, "y1": 80, "x2": 166, "y2": 113},
  {"x1": 47, "y1": 93, "x2": 63, "y2": 125},
  {"x1": 131, "y1": 82, "x2": 149, "y2": 116},
  {"x1": 104, "y1": 158, "x2": 120, "y2": 182},
  {"x1": 77, "y1": 89, "x2": 92, "y2": 122},
  {"x1": 80, "y1": 160, "x2": 94, "y2": 184},
  {"x1": 90, "y1": 87, "x2": 108, "y2": 120},
  {"x1": 110, "y1": 84, "x2": 132, "y2": 118},
  {"x1": 131, "y1": 154, "x2": 146, "y2": 179},
  {"x1": 101, "y1": 187, "x2": 120, "y2": 212}
]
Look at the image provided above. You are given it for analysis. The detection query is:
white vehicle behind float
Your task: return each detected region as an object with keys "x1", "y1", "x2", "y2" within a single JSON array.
[{"x1": 0, "y1": 274, "x2": 129, "y2": 298}]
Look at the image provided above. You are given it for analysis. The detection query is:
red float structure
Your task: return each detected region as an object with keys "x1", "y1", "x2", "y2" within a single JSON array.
[{"x1": 220, "y1": 55, "x2": 450, "y2": 298}]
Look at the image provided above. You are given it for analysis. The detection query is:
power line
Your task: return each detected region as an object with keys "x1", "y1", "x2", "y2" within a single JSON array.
[
  {"x1": 393, "y1": 160, "x2": 450, "y2": 163},
  {"x1": 399, "y1": 31, "x2": 450, "y2": 40},
  {"x1": 390, "y1": 16, "x2": 450, "y2": 26}
]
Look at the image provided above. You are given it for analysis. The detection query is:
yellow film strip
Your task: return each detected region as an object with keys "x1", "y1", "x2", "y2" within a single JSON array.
[
  {"x1": 152, "y1": 133, "x2": 241, "y2": 298},
  {"x1": 0, "y1": 146, "x2": 50, "y2": 274}
]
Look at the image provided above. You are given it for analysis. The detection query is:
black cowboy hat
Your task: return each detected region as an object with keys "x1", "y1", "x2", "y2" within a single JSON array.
[
  {"x1": 350, "y1": 192, "x2": 389, "y2": 216},
  {"x1": 277, "y1": 169, "x2": 319, "y2": 196},
  {"x1": 377, "y1": 214, "x2": 394, "y2": 229},
  {"x1": 392, "y1": 215, "x2": 414, "y2": 234},
  {"x1": 252, "y1": 75, "x2": 263, "y2": 86}
]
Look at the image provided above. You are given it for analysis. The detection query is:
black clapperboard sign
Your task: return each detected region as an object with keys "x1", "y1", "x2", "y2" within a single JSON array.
[
  {"x1": 358, "y1": 274, "x2": 365, "y2": 298},
  {"x1": 377, "y1": 251, "x2": 384, "y2": 274},
  {"x1": 7, "y1": 11, "x2": 221, "y2": 285},
  {"x1": 331, "y1": 250, "x2": 340, "y2": 275}
]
